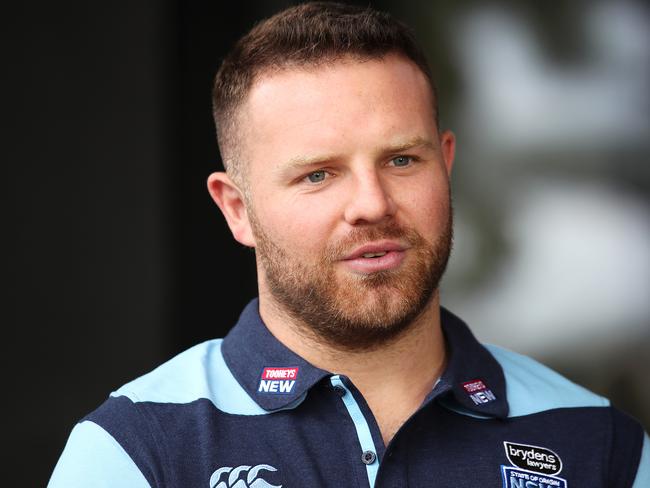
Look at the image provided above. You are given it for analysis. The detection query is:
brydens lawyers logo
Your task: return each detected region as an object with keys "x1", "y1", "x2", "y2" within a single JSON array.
[
  {"x1": 504, "y1": 442, "x2": 562, "y2": 475},
  {"x1": 209, "y1": 464, "x2": 282, "y2": 488},
  {"x1": 258, "y1": 367, "x2": 299, "y2": 394},
  {"x1": 461, "y1": 379, "x2": 496, "y2": 405},
  {"x1": 501, "y1": 441, "x2": 567, "y2": 488}
]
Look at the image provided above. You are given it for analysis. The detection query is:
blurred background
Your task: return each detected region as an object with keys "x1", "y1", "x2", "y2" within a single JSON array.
[{"x1": 5, "y1": 0, "x2": 648, "y2": 485}]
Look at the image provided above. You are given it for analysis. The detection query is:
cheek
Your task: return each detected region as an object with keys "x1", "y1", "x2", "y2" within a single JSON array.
[
  {"x1": 254, "y1": 194, "x2": 339, "y2": 253},
  {"x1": 396, "y1": 179, "x2": 450, "y2": 233}
]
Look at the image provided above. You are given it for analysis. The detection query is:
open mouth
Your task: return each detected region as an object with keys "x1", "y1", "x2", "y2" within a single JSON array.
[
  {"x1": 362, "y1": 252, "x2": 387, "y2": 258},
  {"x1": 342, "y1": 247, "x2": 406, "y2": 274}
]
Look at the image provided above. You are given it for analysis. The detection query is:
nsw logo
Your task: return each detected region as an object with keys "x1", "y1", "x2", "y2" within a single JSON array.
[
  {"x1": 209, "y1": 464, "x2": 282, "y2": 488},
  {"x1": 501, "y1": 466, "x2": 567, "y2": 488},
  {"x1": 258, "y1": 367, "x2": 299, "y2": 394},
  {"x1": 461, "y1": 379, "x2": 496, "y2": 405},
  {"x1": 504, "y1": 441, "x2": 563, "y2": 476}
]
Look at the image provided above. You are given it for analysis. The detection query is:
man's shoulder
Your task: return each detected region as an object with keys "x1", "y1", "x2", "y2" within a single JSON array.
[
  {"x1": 112, "y1": 338, "x2": 223, "y2": 405},
  {"x1": 49, "y1": 340, "x2": 229, "y2": 488},
  {"x1": 483, "y1": 343, "x2": 610, "y2": 417},
  {"x1": 483, "y1": 343, "x2": 649, "y2": 487},
  {"x1": 91, "y1": 338, "x2": 266, "y2": 417}
]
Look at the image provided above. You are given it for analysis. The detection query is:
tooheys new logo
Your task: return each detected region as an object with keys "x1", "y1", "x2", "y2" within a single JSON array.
[
  {"x1": 258, "y1": 367, "x2": 299, "y2": 394},
  {"x1": 504, "y1": 442, "x2": 562, "y2": 475}
]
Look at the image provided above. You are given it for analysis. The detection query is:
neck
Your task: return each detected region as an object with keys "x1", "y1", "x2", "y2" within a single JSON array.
[{"x1": 258, "y1": 290, "x2": 447, "y2": 445}]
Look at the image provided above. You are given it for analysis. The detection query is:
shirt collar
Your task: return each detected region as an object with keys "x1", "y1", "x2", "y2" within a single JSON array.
[
  {"x1": 221, "y1": 298, "x2": 330, "y2": 411},
  {"x1": 431, "y1": 307, "x2": 509, "y2": 419},
  {"x1": 221, "y1": 299, "x2": 509, "y2": 418}
]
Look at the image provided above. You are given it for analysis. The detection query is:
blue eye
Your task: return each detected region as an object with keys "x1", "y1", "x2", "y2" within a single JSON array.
[
  {"x1": 391, "y1": 156, "x2": 412, "y2": 167},
  {"x1": 306, "y1": 170, "x2": 327, "y2": 183}
]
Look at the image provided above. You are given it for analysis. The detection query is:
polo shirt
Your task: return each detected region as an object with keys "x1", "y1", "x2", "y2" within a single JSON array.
[{"x1": 50, "y1": 299, "x2": 650, "y2": 487}]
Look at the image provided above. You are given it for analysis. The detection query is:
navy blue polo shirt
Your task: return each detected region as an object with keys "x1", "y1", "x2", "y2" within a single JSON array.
[{"x1": 50, "y1": 299, "x2": 650, "y2": 487}]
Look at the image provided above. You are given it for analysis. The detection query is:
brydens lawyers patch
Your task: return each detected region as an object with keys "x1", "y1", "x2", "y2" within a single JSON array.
[
  {"x1": 501, "y1": 441, "x2": 567, "y2": 488},
  {"x1": 258, "y1": 367, "x2": 299, "y2": 394},
  {"x1": 461, "y1": 379, "x2": 496, "y2": 405},
  {"x1": 504, "y1": 442, "x2": 562, "y2": 475}
]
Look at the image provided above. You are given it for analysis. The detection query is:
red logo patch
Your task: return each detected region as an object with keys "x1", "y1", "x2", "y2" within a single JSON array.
[
  {"x1": 462, "y1": 379, "x2": 496, "y2": 405},
  {"x1": 462, "y1": 379, "x2": 488, "y2": 393},
  {"x1": 261, "y1": 367, "x2": 299, "y2": 380}
]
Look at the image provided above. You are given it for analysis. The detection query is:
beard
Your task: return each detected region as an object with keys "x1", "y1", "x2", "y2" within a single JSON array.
[{"x1": 250, "y1": 204, "x2": 453, "y2": 351}]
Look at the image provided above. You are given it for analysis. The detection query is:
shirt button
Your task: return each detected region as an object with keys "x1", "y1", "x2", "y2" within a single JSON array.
[
  {"x1": 361, "y1": 450, "x2": 377, "y2": 465},
  {"x1": 332, "y1": 385, "x2": 347, "y2": 397}
]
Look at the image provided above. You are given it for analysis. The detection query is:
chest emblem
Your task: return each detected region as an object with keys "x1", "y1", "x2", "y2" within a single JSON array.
[
  {"x1": 501, "y1": 441, "x2": 567, "y2": 488},
  {"x1": 500, "y1": 466, "x2": 567, "y2": 488},
  {"x1": 258, "y1": 367, "x2": 299, "y2": 394},
  {"x1": 504, "y1": 441, "x2": 563, "y2": 475},
  {"x1": 209, "y1": 464, "x2": 282, "y2": 488}
]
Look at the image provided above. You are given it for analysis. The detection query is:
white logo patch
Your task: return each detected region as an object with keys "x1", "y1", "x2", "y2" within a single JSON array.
[
  {"x1": 504, "y1": 441, "x2": 563, "y2": 475},
  {"x1": 209, "y1": 464, "x2": 282, "y2": 488},
  {"x1": 258, "y1": 367, "x2": 299, "y2": 394}
]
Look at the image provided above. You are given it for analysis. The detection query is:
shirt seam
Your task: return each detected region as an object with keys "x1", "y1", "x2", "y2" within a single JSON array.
[{"x1": 129, "y1": 390, "x2": 171, "y2": 488}]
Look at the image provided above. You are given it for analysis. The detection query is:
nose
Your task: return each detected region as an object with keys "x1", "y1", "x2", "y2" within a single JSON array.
[{"x1": 343, "y1": 169, "x2": 397, "y2": 225}]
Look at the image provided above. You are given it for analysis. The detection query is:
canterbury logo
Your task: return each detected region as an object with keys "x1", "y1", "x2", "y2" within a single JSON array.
[{"x1": 209, "y1": 464, "x2": 282, "y2": 488}]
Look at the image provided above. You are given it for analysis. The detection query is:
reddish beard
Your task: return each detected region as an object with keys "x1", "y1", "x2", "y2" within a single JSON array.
[{"x1": 250, "y1": 209, "x2": 453, "y2": 351}]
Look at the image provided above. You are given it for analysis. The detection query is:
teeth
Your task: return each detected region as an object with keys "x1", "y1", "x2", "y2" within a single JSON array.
[{"x1": 362, "y1": 252, "x2": 387, "y2": 258}]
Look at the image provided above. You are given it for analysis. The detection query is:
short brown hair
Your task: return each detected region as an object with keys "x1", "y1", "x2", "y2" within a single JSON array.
[{"x1": 212, "y1": 2, "x2": 438, "y2": 185}]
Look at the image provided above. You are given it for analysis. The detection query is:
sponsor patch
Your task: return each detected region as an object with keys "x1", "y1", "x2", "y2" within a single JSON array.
[
  {"x1": 461, "y1": 379, "x2": 496, "y2": 405},
  {"x1": 258, "y1": 367, "x2": 299, "y2": 394},
  {"x1": 501, "y1": 466, "x2": 567, "y2": 488},
  {"x1": 504, "y1": 442, "x2": 563, "y2": 475}
]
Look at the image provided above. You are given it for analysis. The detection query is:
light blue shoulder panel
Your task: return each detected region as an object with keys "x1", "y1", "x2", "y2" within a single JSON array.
[
  {"x1": 48, "y1": 420, "x2": 150, "y2": 488},
  {"x1": 111, "y1": 339, "x2": 267, "y2": 415},
  {"x1": 632, "y1": 432, "x2": 650, "y2": 488},
  {"x1": 484, "y1": 344, "x2": 609, "y2": 418}
]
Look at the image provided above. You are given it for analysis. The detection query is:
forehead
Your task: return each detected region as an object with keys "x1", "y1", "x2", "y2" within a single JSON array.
[{"x1": 239, "y1": 54, "x2": 437, "y2": 173}]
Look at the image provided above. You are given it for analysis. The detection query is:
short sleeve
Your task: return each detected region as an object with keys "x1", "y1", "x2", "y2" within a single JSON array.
[{"x1": 48, "y1": 420, "x2": 150, "y2": 488}]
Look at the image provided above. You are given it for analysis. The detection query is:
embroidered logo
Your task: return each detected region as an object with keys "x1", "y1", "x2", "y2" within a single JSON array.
[
  {"x1": 258, "y1": 367, "x2": 299, "y2": 394},
  {"x1": 504, "y1": 441, "x2": 563, "y2": 475},
  {"x1": 461, "y1": 379, "x2": 496, "y2": 405},
  {"x1": 209, "y1": 464, "x2": 282, "y2": 488},
  {"x1": 501, "y1": 466, "x2": 568, "y2": 488}
]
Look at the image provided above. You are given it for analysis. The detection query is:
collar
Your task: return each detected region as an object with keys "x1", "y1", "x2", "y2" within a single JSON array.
[
  {"x1": 221, "y1": 299, "x2": 331, "y2": 411},
  {"x1": 431, "y1": 307, "x2": 509, "y2": 419},
  {"x1": 221, "y1": 299, "x2": 509, "y2": 418}
]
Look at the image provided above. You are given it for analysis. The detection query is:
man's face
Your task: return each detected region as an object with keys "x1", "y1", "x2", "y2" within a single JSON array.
[{"x1": 237, "y1": 54, "x2": 455, "y2": 350}]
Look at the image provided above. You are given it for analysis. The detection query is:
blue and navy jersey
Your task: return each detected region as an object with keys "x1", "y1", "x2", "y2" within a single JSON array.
[{"x1": 50, "y1": 299, "x2": 649, "y2": 487}]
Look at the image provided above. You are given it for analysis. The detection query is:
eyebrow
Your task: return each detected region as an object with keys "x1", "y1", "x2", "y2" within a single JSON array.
[
  {"x1": 278, "y1": 136, "x2": 436, "y2": 173},
  {"x1": 281, "y1": 154, "x2": 338, "y2": 172},
  {"x1": 383, "y1": 136, "x2": 436, "y2": 154}
]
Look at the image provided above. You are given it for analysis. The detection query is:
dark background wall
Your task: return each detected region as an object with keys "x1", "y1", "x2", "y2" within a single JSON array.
[
  {"x1": 6, "y1": 3, "x2": 176, "y2": 485},
  {"x1": 5, "y1": 2, "x2": 255, "y2": 485},
  {"x1": 5, "y1": 1, "x2": 648, "y2": 486}
]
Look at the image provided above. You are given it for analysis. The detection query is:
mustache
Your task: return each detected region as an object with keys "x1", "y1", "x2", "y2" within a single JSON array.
[{"x1": 325, "y1": 221, "x2": 425, "y2": 261}]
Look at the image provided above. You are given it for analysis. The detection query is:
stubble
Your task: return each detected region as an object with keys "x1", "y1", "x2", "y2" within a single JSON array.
[{"x1": 250, "y1": 205, "x2": 453, "y2": 351}]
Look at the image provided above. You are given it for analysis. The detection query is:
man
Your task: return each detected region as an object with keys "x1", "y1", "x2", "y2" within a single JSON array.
[{"x1": 50, "y1": 3, "x2": 648, "y2": 487}]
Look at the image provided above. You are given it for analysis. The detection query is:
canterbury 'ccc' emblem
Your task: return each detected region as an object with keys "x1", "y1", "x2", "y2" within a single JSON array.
[{"x1": 209, "y1": 464, "x2": 282, "y2": 488}]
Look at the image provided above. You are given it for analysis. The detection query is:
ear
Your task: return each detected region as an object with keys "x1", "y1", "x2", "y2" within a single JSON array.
[
  {"x1": 207, "y1": 172, "x2": 256, "y2": 247},
  {"x1": 439, "y1": 130, "x2": 456, "y2": 176}
]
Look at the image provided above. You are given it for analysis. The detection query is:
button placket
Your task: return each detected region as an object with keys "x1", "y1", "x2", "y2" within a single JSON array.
[{"x1": 330, "y1": 375, "x2": 380, "y2": 487}]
